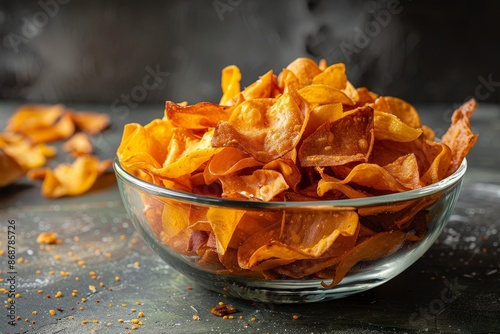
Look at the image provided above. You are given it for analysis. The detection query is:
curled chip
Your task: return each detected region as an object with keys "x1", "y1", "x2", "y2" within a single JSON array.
[
  {"x1": 116, "y1": 57, "x2": 478, "y2": 288},
  {"x1": 29, "y1": 155, "x2": 112, "y2": 198},
  {"x1": 212, "y1": 89, "x2": 310, "y2": 163},
  {"x1": 69, "y1": 110, "x2": 110, "y2": 135},
  {"x1": 299, "y1": 106, "x2": 374, "y2": 167},
  {"x1": 63, "y1": 133, "x2": 94, "y2": 157},
  {"x1": 0, "y1": 148, "x2": 25, "y2": 187}
]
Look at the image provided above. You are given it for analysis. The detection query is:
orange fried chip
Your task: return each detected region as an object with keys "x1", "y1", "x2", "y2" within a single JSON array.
[
  {"x1": 238, "y1": 223, "x2": 308, "y2": 269},
  {"x1": 302, "y1": 103, "x2": 343, "y2": 138},
  {"x1": 38, "y1": 155, "x2": 110, "y2": 198},
  {"x1": 298, "y1": 84, "x2": 354, "y2": 106},
  {"x1": 279, "y1": 210, "x2": 359, "y2": 257},
  {"x1": 0, "y1": 148, "x2": 25, "y2": 187},
  {"x1": 441, "y1": 99, "x2": 478, "y2": 175},
  {"x1": 311, "y1": 63, "x2": 347, "y2": 90},
  {"x1": 384, "y1": 96, "x2": 422, "y2": 128},
  {"x1": 373, "y1": 110, "x2": 423, "y2": 142},
  {"x1": 117, "y1": 122, "x2": 167, "y2": 169},
  {"x1": 322, "y1": 230, "x2": 407, "y2": 288},
  {"x1": 219, "y1": 169, "x2": 289, "y2": 201},
  {"x1": 285, "y1": 57, "x2": 322, "y2": 87},
  {"x1": 69, "y1": 111, "x2": 110, "y2": 135},
  {"x1": 6, "y1": 104, "x2": 65, "y2": 134},
  {"x1": 213, "y1": 90, "x2": 310, "y2": 163},
  {"x1": 220, "y1": 65, "x2": 242, "y2": 105},
  {"x1": 299, "y1": 106, "x2": 374, "y2": 167},
  {"x1": 206, "y1": 207, "x2": 246, "y2": 254},
  {"x1": 241, "y1": 70, "x2": 280, "y2": 100},
  {"x1": 165, "y1": 101, "x2": 231, "y2": 129},
  {"x1": 204, "y1": 147, "x2": 262, "y2": 184},
  {"x1": 24, "y1": 111, "x2": 75, "y2": 144},
  {"x1": 63, "y1": 132, "x2": 93, "y2": 157},
  {"x1": 160, "y1": 128, "x2": 222, "y2": 179},
  {"x1": 2, "y1": 140, "x2": 56, "y2": 170},
  {"x1": 278, "y1": 68, "x2": 301, "y2": 94}
]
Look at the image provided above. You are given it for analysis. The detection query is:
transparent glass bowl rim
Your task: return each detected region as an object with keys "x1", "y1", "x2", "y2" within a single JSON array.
[{"x1": 114, "y1": 158, "x2": 467, "y2": 210}]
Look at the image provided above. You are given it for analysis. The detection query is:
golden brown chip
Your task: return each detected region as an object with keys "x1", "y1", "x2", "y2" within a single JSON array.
[
  {"x1": 0, "y1": 148, "x2": 25, "y2": 187},
  {"x1": 5, "y1": 104, "x2": 65, "y2": 134},
  {"x1": 63, "y1": 133, "x2": 93, "y2": 157},
  {"x1": 311, "y1": 63, "x2": 347, "y2": 90},
  {"x1": 165, "y1": 101, "x2": 231, "y2": 129},
  {"x1": 321, "y1": 230, "x2": 407, "y2": 288},
  {"x1": 219, "y1": 65, "x2": 242, "y2": 105},
  {"x1": 441, "y1": 99, "x2": 478, "y2": 175},
  {"x1": 373, "y1": 110, "x2": 423, "y2": 142},
  {"x1": 302, "y1": 103, "x2": 343, "y2": 139},
  {"x1": 69, "y1": 111, "x2": 110, "y2": 135},
  {"x1": 219, "y1": 169, "x2": 289, "y2": 201},
  {"x1": 213, "y1": 90, "x2": 310, "y2": 163},
  {"x1": 384, "y1": 96, "x2": 422, "y2": 128},
  {"x1": 299, "y1": 106, "x2": 374, "y2": 167},
  {"x1": 37, "y1": 155, "x2": 111, "y2": 198},
  {"x1": 241, "y1": 70, "x2": 280, "y2": 100},
  {"x1": 285, "y1": 57, "x2": 322, "y2": 87},
  {"x1": 2, "y1": 140, "x2": 56, "y2": 170},
  {"x1": 298, "y1": 84, "x2": 354, "y2": 106}
]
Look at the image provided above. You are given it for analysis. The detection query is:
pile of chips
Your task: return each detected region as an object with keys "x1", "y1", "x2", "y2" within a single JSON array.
[
  {"x1": 117, "y1": 58, "x2": 477, "y2": 287},
  {"x1": 0, "y1": 104, "x2": 112, "y2": 198}
]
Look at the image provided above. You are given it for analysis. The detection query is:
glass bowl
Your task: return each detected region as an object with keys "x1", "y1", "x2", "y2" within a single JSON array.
[{"x1": 114, "y1": 159, "x2": 467, "y2": 303}]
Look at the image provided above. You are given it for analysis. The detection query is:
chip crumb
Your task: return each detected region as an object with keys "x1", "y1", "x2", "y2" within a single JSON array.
[
  {"x1": 192, "y1": 315, "x2": 200, "y2": 320},
  {"x1": 49, "y1": 309, "x2": 56, "y2": 316},
  {"x1": 115, "y1": 276, "x2": 121, "y2": 282},
  {"x1": 210, "y1": 303, "x2": 237, "y2": 317},
  {"x1": 292, "y1": 314, "x2": 300, "y2": 320},
  {"x1": 36, "y1": 232, "x2": 60, "y2": 244}
]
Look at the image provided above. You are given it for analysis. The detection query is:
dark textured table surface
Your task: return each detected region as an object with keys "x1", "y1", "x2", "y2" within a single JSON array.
[{"x1": 0, "y1": 102, "x2": 499, "y2": 334}]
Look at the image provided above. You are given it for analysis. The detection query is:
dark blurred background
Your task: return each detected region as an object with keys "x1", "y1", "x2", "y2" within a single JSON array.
[{"x1": 0, "y1": 0, "x2": 499, "y2": 107}]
